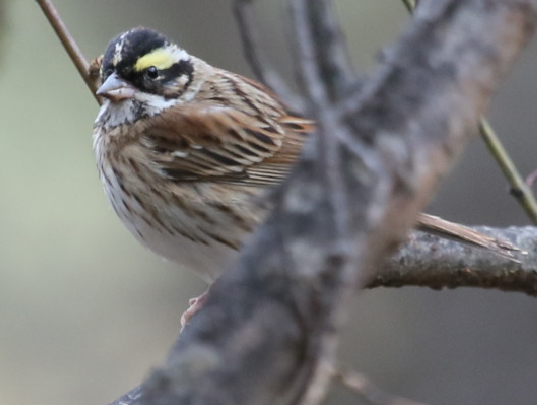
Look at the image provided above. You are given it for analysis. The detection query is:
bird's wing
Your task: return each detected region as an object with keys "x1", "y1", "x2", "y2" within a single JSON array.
[{"x1": 139, "y1": 102, "x2": 312, "y2": 186}]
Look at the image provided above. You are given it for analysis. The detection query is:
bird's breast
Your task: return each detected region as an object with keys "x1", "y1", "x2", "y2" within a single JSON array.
[{"x1": 93, "y1": 128, "x2": 265, "y2": 281}]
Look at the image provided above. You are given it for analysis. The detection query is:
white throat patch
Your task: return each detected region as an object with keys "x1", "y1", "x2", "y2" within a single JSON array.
[{"x1": 96, "y1": 93, "x2": 178, "y2": 129}]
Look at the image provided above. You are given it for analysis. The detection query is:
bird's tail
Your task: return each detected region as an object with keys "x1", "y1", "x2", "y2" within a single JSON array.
[{"x1": 415, "y1": 213, "x2": 524, "y2": 262}]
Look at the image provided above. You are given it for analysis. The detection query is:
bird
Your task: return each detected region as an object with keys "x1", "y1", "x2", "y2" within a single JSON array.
[{"x1": 93, "y1": 27, "x2": 520, "y2": 325}]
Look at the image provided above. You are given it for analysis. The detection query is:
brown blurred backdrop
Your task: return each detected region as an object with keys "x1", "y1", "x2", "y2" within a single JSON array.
[{"x1": 1, "y1": 1, "x2": 537, "y2": 405}]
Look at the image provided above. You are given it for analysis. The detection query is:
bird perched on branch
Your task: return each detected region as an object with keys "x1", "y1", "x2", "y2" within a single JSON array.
[{"x1": 93, "y1": 27, "x2": 519, "y2": 325}]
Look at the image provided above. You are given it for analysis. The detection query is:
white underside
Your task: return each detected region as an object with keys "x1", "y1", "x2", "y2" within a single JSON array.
[{"x1": 125, "y1": 217, "x2": 240, "y2": 283}]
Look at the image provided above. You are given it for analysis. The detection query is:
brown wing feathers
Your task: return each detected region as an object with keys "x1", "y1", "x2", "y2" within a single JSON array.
[{"x1": 140, "y1": 100, "x2": 310, "y2": 185}]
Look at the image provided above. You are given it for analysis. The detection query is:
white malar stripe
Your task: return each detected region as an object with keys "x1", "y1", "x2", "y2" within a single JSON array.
[
  {"x1": 134, "y1": 92, "x2": 178, "y2": 114},
  {"x1": 96, "y1": 95, "x2": 179, "y2": 129}
]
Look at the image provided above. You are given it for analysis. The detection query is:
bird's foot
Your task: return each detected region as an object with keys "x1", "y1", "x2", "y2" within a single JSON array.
[{"x1": 180, "y1": 289, "x2": 209, "y2": 330}]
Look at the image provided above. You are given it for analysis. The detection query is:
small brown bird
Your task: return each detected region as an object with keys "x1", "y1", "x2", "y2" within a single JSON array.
[{"x1": 93, "y1": 27, "x2": 518, "y2": 323}]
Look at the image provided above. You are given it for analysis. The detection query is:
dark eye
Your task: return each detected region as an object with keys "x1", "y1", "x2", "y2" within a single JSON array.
[{"x1": 145, "y1": 66, "x2": 159, "y2": 80}]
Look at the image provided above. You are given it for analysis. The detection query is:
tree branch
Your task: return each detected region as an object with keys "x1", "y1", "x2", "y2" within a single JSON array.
[
  {"x1": 285, "y1": 0, "x2": 356, "y2": 102},
  {"x1": 35, "y1": 0, "x2": 100, "y2": 103},
  {"x1": 232, "y1": 0, "x2": 305, "y2": 110},
  {"x1": 375, "y1": 226, "x2": 537, "y2": 294},
  {"x1": 104, "y1": 222, "x2": 537, "y2": 405},
  {"x1": 478, "y1": 119, "x2": 537, "y2": 224}
]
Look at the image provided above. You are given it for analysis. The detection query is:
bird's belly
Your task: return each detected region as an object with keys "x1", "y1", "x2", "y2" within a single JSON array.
[
  {"x1": 97, "y1": 158, "x2": 263, "y2": 282},
  {"x1": 122, "y1": 218, "x2": 241, "y2": 283}
]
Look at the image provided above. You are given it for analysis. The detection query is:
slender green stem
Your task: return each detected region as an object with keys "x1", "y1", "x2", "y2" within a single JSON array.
[
  {"x1": 478, "y1": 119, "x2": 537, "y2": 223},
  {"x1": 35, "y1": 0, "x2": 100, "y2": 104},
  {"x1": 401, "y1": 0, "x2": 537, "y2": 224}
]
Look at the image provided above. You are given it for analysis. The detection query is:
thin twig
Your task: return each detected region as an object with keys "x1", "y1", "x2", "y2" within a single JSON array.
[
  {"x1": 478, "y1": 119, "x2": 537, "y2": 223},
  {"x1": 286, "y1": 0, "x2": 354, "y2": 246},
  {"x1": 305, "y1": 0, "x2": 356, "y2": 100},
  {"x1": 401, "y1": 0, "x2": 418, "y2": 13},
  {"x1": 330, "y1": 364, "x2": 430, "y2": 405},
  {"x1": 35, "y1": 0, "x2": 100, "y2": 103},
  {"x1": 402, "y1": 0, "x2": 537, "y2": 225},
  {"x1": 286, "y1": 0, "x2": 327, "y2": 106},
  {"x1": 232, "y1": 0, "x2": 305, "y2": 111}
]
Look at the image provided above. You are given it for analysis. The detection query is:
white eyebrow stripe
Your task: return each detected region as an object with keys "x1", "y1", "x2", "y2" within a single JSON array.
[{"x1": 169, "y1": 46, "x2": 190, "y2": 64}]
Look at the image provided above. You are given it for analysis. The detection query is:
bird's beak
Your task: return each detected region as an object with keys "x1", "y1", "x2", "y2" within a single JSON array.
[{"x1": 96, "y1": 73, "x2": 136, "y2": 102}]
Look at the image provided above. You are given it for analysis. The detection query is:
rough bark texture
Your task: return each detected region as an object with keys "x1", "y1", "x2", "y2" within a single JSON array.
[
  {"x1": 105, "y1": 1, "x2": 537, "y2": 405},
  {"x1": 375, "y1": 226, "x2": 537, "y2": 294}
]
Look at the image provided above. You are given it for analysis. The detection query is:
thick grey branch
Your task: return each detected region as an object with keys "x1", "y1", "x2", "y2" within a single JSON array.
[
  {"x1": 104, "y1": 1, "x2": 537, "y2": 405},
  {"x1": 374, "y1": 226, "x2": 537, "y2": 294}
]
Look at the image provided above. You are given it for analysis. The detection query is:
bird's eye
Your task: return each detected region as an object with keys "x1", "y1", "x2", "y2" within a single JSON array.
[{"x1": 145, "y1": 66, "x2": 159, "y2": 80}]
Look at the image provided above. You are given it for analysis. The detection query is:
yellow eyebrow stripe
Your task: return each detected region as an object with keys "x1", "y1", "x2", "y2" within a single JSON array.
[{"x1": 134, "y1": 49, "x2": 175, "y2": 72}]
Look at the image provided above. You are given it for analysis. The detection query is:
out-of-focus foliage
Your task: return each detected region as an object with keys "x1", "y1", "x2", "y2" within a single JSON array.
[{"x1": 1, "y1": 1, "x2": 537, "y2": 405}]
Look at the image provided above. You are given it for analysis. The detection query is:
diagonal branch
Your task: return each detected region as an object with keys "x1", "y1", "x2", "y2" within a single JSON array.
[
  {"x1": 35, "y1": 0, "x2": 100, "y2": 103},
  {"x1": 478, "y1": 119, "x2": 537, "y2": 223}
]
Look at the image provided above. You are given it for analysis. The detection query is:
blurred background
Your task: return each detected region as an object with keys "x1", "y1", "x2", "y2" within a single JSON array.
[{"x1": 1, "y1": 1, "x2": 537, "y2": 405}]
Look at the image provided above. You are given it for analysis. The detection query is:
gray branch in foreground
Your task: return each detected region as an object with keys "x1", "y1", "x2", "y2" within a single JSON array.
[
  {"x1": 106, "y1": 223, "x2": 537, "y2": 405},
  {"x1": 106, "y1": 221, "x2": 537, "y2": 405},
  {"x1": 104, "y1": 1, "x2": 537, "y2": 405}
]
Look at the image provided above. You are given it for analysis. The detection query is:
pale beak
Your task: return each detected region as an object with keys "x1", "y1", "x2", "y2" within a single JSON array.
[{"x1": 96, "y1": 73, "x2": 136, "y2": 101}]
